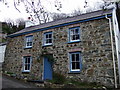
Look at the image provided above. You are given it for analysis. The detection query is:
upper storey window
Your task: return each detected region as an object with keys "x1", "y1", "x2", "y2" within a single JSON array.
[
  {"x1": 25, "y1": 35, "x2": 33, "y2": 48},
  {"x1": 69, "y1": 27, "x2": 80, "y2": 42},
  {"x1": 43, "y1": 32, "x2": 53, "y2": 46}
]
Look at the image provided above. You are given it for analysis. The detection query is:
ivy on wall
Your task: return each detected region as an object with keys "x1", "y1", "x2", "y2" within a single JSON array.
[{"x1": 37, "y1": 49, "x2": 55, "y2": 64}]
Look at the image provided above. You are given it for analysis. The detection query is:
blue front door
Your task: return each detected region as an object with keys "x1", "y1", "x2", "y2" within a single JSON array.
[{"x1": 43, "y1": 57, "x2": 52, "y2": 80}]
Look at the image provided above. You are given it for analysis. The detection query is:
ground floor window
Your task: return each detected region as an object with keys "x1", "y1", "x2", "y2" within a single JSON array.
[
  {"x1": 23, "y1": 56, "x2": 32, "y2": 72},
  {"x1": 69, "y1": 52, "x2": 82, "y2": 72}
]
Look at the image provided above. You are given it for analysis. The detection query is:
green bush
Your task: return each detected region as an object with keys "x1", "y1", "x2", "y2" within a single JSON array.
[
  {"x1": 50, "y1": 72, "x2": 66, "y2": 84},
  {"x1": 6, "y1": 71, "x2": 14, "y2": 74}
]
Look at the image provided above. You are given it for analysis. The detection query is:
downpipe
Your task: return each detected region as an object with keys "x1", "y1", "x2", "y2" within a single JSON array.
[{"x1": 105, "y1": 15, "x2": 117, "y2": 88}]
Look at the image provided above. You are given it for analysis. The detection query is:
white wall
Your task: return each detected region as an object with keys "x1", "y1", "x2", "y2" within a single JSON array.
[{"x1": 0, "y1": 45, "x2": 6, "y2": 63}]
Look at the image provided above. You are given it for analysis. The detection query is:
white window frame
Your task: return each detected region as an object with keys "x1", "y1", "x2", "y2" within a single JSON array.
[
  {"x1": 69, "y1": 52, "x2": 81, "y2": 72},
  {"x1": 43, "y1": 32, "x2": 53, "y2": 46},
  {"x1": 69, "y1": 27, "x2": 80, "y2": 42},
  {"x1": 25, "y1": 35, "x2": 33, "y2": 48},
  {"x1": 23, "y1": 56, "x2": 32, "y2": 72}
]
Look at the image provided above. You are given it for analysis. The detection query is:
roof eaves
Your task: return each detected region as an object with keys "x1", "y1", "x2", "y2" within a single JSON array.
[{"x1": 7, "y1": 10, "x2": 112, "y2": 38}]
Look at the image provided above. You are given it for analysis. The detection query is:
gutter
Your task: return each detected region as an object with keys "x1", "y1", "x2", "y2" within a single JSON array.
[{"x1": 105, "y1": 14, "x2": 117, "y2": 88}]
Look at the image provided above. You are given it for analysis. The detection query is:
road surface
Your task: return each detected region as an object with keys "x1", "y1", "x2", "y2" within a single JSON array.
[{"x1": 2, "y1": 74, "x2": 38, "y2": 89}]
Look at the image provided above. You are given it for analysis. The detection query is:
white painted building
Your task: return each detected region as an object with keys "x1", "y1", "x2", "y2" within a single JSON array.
[{"x1": 0, "y1": 43, "x2": 6, "y2": 63}]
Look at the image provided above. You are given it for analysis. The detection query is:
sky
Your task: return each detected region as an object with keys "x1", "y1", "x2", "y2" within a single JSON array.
[{"x1": 0, "y1": 0, "x2": 104, "y2": 22}]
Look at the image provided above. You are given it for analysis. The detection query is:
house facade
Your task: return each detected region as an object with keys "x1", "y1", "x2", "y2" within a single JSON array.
[{"x1": 3, "y1": 3, "x2": 120, "y2": 87}]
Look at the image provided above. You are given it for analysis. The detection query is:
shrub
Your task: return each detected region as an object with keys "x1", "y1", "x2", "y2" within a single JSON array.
[{"x1": 51, "y1": 72, "x2": 66, "y2": 84}]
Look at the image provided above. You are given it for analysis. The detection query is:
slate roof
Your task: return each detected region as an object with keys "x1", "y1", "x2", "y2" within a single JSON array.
[{"x1": 8, "y1": 9, "x2": 113, "y2": 37}]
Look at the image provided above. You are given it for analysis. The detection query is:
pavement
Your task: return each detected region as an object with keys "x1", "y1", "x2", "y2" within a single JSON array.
[
  {"x1": 2, "y1": 74, "x2": 38, "y2": 89},
  {"x1": 0, "y1": 63, "x2": 44, "y2": 90}
]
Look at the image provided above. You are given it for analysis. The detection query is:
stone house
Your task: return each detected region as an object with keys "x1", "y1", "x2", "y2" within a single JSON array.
[{"x1": 3, "y1": 3, "x2": 120, "y2": 87}]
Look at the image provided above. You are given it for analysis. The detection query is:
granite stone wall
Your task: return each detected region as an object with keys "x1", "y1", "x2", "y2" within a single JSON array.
[{"x1": 3, "y1": 18, "x2": 116, "y2": 86}]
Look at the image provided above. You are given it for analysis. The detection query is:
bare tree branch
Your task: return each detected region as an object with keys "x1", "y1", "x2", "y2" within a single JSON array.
[
  {"x1": 0, "y1": 0, "x2": 62, "y2": 24},
  {"x1": 14, "y1": 0, "x2": 21, "y2": 13}
]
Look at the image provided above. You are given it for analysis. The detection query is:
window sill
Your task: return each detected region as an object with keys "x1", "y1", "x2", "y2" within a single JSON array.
[
  {"x1": 68, "y1": 71, "x2": 81, "y2": 74},
  {"x1": 24, "y1": 47, "x2": 32, "y2": 49},
  {"x1": 42, "y1": 44, "x2": 53, "y2": 47},
  {"x1": 67, "y1": 41, "x2": 81, "y2": 44},
  {"x1": 22, "y1": 71, "x2": 30, "y2": 74}
]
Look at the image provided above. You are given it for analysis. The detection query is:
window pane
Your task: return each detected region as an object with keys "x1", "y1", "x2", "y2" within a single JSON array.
[
  {"x1": 70, "y1": 30, "x2": 74, "y2": 35},
  {"x1": 46, "y1": 34, "x2": 49, "y2": 38},
  {"x1": 76, "y1": 54, "x2": 79, "y2": 61},
  {"x1": 72, "y1": 54, "x2": 75, "y2": 61},
  {"x1": 70, "y1": 35, "x2": 73, "y2": 41},
  {"x1": 27, "y1": 64, "x2": 30, "y2": 70},
  {"x1": 75, "y1": 29, "x2": 79, "y2": 34},
  {"x1": 27, "y1": 42, "x2": 29, "y2": 46},
  {"x1": 27, "y1": 42, "x2": 32, "y2": 46},
  {"x1": 26, "y1": 37, "x2": 29, "y2": 42},
  {"x1": 25, "y1": 65, "x2": 28, "y2": 70},
  {"x1": 27, "y1": 37, "x2": 30, "y2": 42},
  {"x1": 72, "y1": 35, "x2": 76, "y2": 40},
  {"x1": 26, "y1": 57, "x2": 28, "y2": 63},
  {"x1": 29, "y1": 37, "x2": 32, "y2": 42},
  {"x1": 25, "y1": 59, "x2": 27, "y2": 63},
  {"x1": 76, "y1": 35, "x2": 80, "y2": 40},
  {"x1": 49, "y1": 39, "x2": 52, "y2": 43},
  {"x1": 27, "y1": 36, "x2": 32, "y2": 42},
  {"x1": 46, "y1": 39, "x2": 52, "y2": 44},
  {"x1": 27, "y1": 42, "x2": 30, "y2": 46},
  {"x1": 49, "y1": 34, "x2": 52, "y2": 38},
  {"x1": 72, "y1": 62, "x2": 75, "y2": 69},
  {"x1": 76, "y1": 62, "x2": 80, "y2": 69},
  {"x1": 46, "y1": 39, "x2": 49, "y2": 44},
  {"x1": 27, "y1": 58, "x2": 30, "y2": 63},
  {"x1": 29, "y1": 42, "x2": 32, "y2": 46}
]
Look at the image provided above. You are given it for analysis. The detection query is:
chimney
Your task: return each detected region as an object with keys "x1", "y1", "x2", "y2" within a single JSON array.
[{"x1": 25, "y1": 17, "x2": 35, "y2": 28}]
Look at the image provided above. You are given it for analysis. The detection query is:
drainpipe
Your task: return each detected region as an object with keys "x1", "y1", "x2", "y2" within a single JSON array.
[
  {"x1": 112, "y1": 2, "x2": 120, "y2": 85},
  {"x1": 105, "y1": 15, "x2": 117, "y2": 88}
]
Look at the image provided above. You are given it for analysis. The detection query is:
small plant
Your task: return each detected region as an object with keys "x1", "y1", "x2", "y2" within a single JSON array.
[
  {"x1": 6, "y1": 71, "x2": 14, "y2": 75},
  {"x1": 49, "y1": 72, "x2": 66, "y2": 84},
  {"x1": 46, "y1": 73, "x2": 103, "y2": 88},
  {"x1": 67, "y1": 79, "x2": 102, "y2": 88}
]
